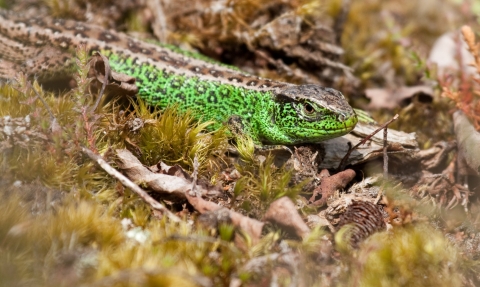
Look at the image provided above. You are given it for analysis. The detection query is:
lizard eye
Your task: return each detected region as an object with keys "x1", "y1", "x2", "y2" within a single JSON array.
[{"x1": 303, "y1": 103, "x2": 315, "y2": 114}]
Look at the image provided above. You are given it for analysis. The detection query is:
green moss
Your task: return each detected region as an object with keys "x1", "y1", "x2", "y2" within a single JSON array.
[
  {"x1": 95, "y1": 219, "x2": 245, "y2": 286},
  {"x1": 0, "y1": 192, "x2": 124, "y2": 286},
  {"x1": 1, "y1": 2, "x2": 478, "y2": 286},
  {"x1": 0, "y1": 84, "x2": 35, "y2": 118},
  {"x1": 129, "y1": 100, "x2": 229, "y2": 175},
  {"x1": 46, "y1": 199, "x2": 125, "y2": 249},
  {"x1": 233, "y1": 142, "x2": 305, "y2": 217},
  {"x1": 339, "y1": 224, "x2": 462, "y2": 287}
]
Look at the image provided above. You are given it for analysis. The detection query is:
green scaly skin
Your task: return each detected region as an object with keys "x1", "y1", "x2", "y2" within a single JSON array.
[
  {"x1": 0, "y1": 10, "x2": 358, "y2": 145},
  {"x1": 103, "y1": 51, "x2": 358, "y2": 144}
]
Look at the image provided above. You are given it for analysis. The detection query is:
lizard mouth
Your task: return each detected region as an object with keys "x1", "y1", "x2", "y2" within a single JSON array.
[
  {"x1": 295, "y1": 125, "x2": 355, "y2": 135},
  {"x1": 319, "y1": 126, "x2": 355, "y2": 133},
  {"x1": 283, "y1": 115, "x2": 358, "y2": 142},
  {"x1": 312, "y1": 116, "x2": 358, "y2": 133}
]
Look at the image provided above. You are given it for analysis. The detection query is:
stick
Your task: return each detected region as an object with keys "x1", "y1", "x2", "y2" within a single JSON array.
[
  {"x1": 337, "y1": 114, "x2": 399, "y2": 171},
  {"x1": 81, "y1": 146, "x2": 181, "y2": 222},
  {"x1": 383, "y1": 126, "x2": 388, "y2": 179}
]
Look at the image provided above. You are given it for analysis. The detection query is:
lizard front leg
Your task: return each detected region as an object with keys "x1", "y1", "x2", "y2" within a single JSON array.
[{"x1": 227, "y1": 115, "x2": 292, "y2": 154}]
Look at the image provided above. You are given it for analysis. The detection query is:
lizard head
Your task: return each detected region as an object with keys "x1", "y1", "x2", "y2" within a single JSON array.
[{"x1": 271, "y1": 85, "x2": 358, "y2": 144}]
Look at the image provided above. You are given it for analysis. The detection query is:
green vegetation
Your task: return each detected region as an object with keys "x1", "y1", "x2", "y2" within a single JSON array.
[
  {"x1": 1, "y1": 0, "x2": 480, "y2": 286},
  {"x1": 338, "y1": 225, "x2": 463, "y2": 287}
]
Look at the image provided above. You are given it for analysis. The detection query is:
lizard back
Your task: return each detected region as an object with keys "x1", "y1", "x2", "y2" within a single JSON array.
[
  {"x1": 0, "y1": 9, "x2": 358, "y2": 145},
  {"x1": 0, "y1": 9, "x2": 290, "y2": 92}
]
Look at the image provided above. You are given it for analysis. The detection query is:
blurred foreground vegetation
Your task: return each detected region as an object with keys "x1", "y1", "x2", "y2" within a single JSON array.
[{"x1": 1, "y1": 0, "x2": 480, "y2": 286}]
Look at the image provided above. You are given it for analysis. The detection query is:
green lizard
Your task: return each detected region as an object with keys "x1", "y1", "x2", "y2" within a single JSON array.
[{"x1": 0, "y1": 9, "x2": 358, "y2": 145}]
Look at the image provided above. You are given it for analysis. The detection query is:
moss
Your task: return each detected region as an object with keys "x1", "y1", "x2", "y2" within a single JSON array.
[
  {"x1": 232, "y1": 139, "x2": 305, "y2": 217},
  {"x1": 94, "y1": 219, "x2": 246, "y2": 286},
  {"x1": 118, "y1": 99, "x2": 230, "y2": 177},
  {"x1": 338, "y1": 224, "x2": 462, "y2": 287},
  {"x1": 1, "y1": 1, "x2": 479, "y2": 286},
  {"x1": 0, "y1": 192, "x2": 124, "y2": 286}
]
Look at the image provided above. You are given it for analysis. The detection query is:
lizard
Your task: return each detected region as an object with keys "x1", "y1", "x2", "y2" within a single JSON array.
[{"x1": 0, "y1": 9, "x2": 358, "y2": 145}]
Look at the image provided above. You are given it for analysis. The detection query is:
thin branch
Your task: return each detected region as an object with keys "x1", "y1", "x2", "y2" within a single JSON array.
[
  {"x1": 337, "y1": 114, "x2": 399, "y2": 171},
  {"x1": 190, "y1": 155, "x2": 200, "y2": 196},
  {"x1": 29, "y1": 80, "x2": 56, "y2": 121},
  {"x1": 81, "y1": 146, "x2": 181, "y2": 222},
  {"x1": 90, "y1": 52, "x2": 110, "y2": 113},
  {"x1": 383, "y1": 126, "x2": 388, "y2": 179}
]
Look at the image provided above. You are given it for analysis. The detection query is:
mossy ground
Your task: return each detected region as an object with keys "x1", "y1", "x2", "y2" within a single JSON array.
[{"x1": 1, "y1": 0, "x2": 480, "y2": 286}]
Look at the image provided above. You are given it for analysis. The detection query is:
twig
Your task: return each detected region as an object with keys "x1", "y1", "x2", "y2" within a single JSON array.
[
  {"x1": 190, "y1": 155, "x2": 200, "y2": 196},
  {"x1": 90, "y1": 52, "x2": 110, "y2": 113},
  {"x1": 337, "y1": 114, "x2": 399, "y2": 171},
  {"x1": 28, "y1": 80, "x2": 56, "y2": 121},
  {"x1": 81, "y1": 146, "x2": 181, "y2": 222},
  {"x1": 28, "y1": 81, "x2": 63, "y2": 134},
  {"x1": 383, "y1": 126, "x2": 388, "y2": 179}
]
